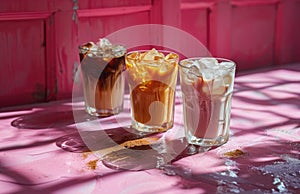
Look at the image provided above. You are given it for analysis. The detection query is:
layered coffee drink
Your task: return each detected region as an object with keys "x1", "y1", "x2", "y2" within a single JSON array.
[
  {"x1": 79, "y1": 38, "x2": 126, "y2": 116},
  {"x1": 126, "y1": 49, "x2": 179, "y2": 132},
  {"x1": 179, "y1": 58, "x2": 236, "y2": 146}
]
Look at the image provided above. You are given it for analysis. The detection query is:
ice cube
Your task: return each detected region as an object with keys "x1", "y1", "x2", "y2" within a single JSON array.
[
  {"x1": 127, "y1": 51, "x2": 139, "y2": 60},
  {"x1": 89, "y1": 44, "x2": 99, "y2": 53},
  {"x1": 199, "y1": 58, "x2": 218, "y2": 69},
  {"x1": 88, "y1": 48, "x2": 102, "y2": 58},
  {"x1": 214, "y1": 69, "x2": 228, "y2": 79},
  {"x1": 220, "y1": 61, "x2": 235, "y2": 69},
  {"x1": 165, "y1": 52, "x2": 179, "y2": 61},
  {"x1": 215, "y1": 62, "x2": 234, "y2": 85},
  {"x1": 112, "y1": 45, "x2": 126, "y2": 58},
  {"x1": 98, "y1": 38, "x2": 112, "y2": 48},
  {"x1": 142, "y1": 48, "x2": 164, "y2": 61},
  {"x1": 202, "y1": 68, "x2": 214, "y2": 81}
]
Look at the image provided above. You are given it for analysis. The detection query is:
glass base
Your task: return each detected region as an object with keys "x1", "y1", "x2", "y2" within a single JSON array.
[
  {"x1": 132, "y1": 120, "x2": 173, "y2": 133},
  {"x1": 85, "y1": 106, "x2": 123, "y2": 117},
  {"x1": 186, "y1": 132, "x2": 229, "y2": 147}
]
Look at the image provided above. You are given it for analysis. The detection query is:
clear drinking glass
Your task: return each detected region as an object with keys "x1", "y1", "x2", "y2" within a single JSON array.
[
  {"x1": 79, "y1": 39, "x2": 126, "y2": 116},
  {"x1": 125, "y1": 48, "x2": 179, "y2": 132},
  {"x1": 179, "y1": 57, "x2": 236, "y2": 147}
]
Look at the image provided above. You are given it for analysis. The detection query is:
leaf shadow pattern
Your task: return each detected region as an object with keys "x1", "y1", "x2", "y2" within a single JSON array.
[{"x1": 1, "y1": 64, "x2": 300, "y2": 193}]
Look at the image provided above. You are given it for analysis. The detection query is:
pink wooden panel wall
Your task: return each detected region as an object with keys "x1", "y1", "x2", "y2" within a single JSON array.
[
  {"x1": 230, "y1": 2, "x2": 277, "y2": 70},
  {"x1": 275, "y1": 0, "x2": 300, "y2": 64},
  {"x1": 0, "y1": 0, "x2": 299, "y2": 107},
  {"x1": 78, "y1": 10, "x2": 151, "y2": 45},
  {"x1": 181, "y1": 2, "x2": 210, "y2": 48},
  {"x1": 0, "y1": 19, "x2": 46, "y2": 106}
]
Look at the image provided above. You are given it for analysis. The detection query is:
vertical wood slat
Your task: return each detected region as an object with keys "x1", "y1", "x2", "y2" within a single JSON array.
[
  {"x1": 209, "y1": 0, "x2": 232, "y2": 58},
  {"x1": 1, "y1": 0, "x2": 300, "y2": 107},
  {"x1": 230, "y1": 2, "x2": 277, "y2": 70},
  {"x1": 45, "y1": 13, "x2": 57, "y2": 101},
  {"x1": 53, "y1": 10, "x2": 76, "y2": 100},
  {"x1": 275, "y1": 0, "x2": 300, "y2": 65},
  {"x1": 180, "y1": 2, "x2": 213, "y2": 50}
]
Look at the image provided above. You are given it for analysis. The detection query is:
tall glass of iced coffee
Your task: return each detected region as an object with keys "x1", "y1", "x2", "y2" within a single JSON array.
[
  {"x1": 125, "y1": 49, "x2": 179, "y2": 132},
  {"x1": 179, "y1": 57, "x2": 236, "y2": 147},
  {"x1": 79, "y1": 38, "x2": 126, "y2": 116}
]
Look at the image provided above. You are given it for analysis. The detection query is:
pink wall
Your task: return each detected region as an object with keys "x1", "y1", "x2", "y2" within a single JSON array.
[{"x1": 0, "y1": 0, "x2": 299, "y2": 107}]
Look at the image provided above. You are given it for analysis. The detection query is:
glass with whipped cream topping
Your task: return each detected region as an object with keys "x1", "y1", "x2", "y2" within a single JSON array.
[
  {"x1": 125, "y1": 49, "x2": 179, "y2": 132},
  {"x1": 79, "y1": 38, "x2": 126, "y2": 116},
  {"x1": 179, "y1": 57, "x2": 236, "y2": 147}
]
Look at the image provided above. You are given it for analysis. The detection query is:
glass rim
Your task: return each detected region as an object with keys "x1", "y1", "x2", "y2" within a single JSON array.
[
  {"x1": 125, "y1": 49, "x2": 180, "y2": 63},
  {"x1": 126, "y1": 49, "x2": 177, "y2": 54},
  {"x1": 126, "y1": 49, "x2": 179, "y2": 57},
  {"x1": 179, "y1": 57, "x2": 236, "y2": 70}
]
